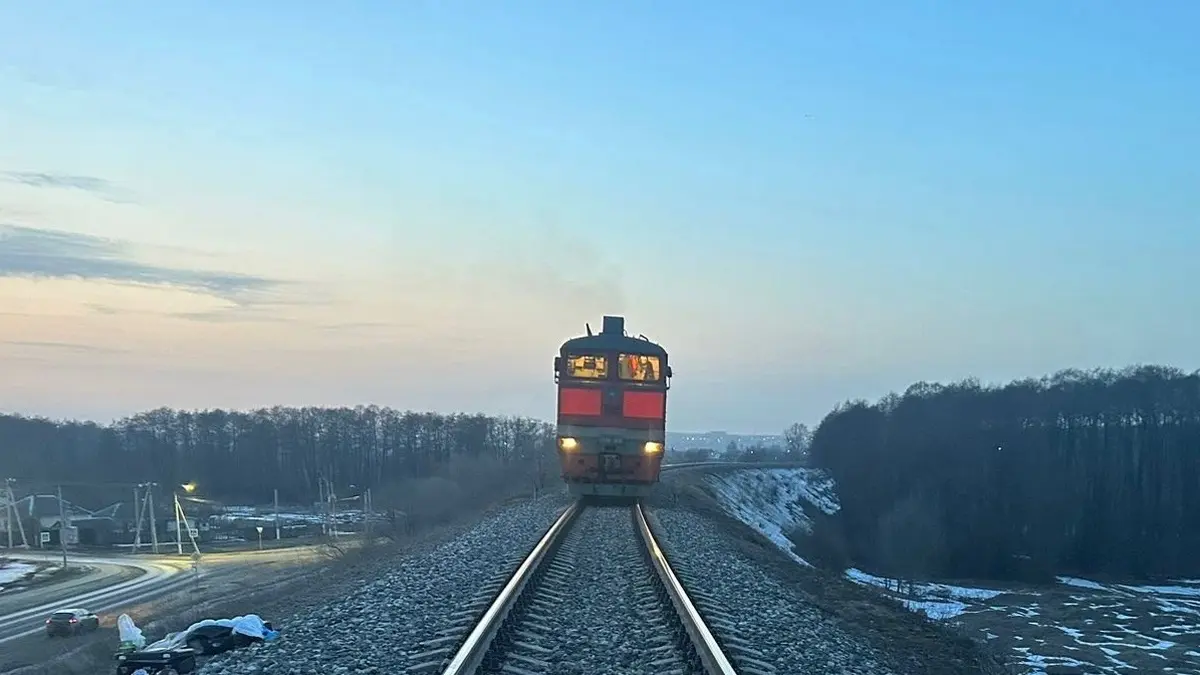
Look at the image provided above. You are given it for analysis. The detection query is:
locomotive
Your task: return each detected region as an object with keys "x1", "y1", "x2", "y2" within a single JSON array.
[{"x1": 554, "y1": 315, "x2": 672, "y2": 499}]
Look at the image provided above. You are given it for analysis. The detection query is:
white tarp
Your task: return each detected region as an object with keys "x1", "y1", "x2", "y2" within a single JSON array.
[
  {"x1": 117, "y1": 614, "x2": 147, "y2": 650},
  {"x1": 144, "y1": 614, "x2": 270, "y2": 651}
]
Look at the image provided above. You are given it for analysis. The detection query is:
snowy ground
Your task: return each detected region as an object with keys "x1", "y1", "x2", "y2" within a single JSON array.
[
  {"x1": 692, "y1": 467, "x2": 1200, "y2": 674},
  {"x1": 699, "y1": 467, "x2": 838, "y2": 566},
  {"x1": 210, "y1": 506, "x2": 373, "y2": 526},
  {"x1": 843, "y1": 569, "x2": 1200, "y2": 672},
  {"x1": 0, "y1": 562, "x2": 36, "y2": 590}
]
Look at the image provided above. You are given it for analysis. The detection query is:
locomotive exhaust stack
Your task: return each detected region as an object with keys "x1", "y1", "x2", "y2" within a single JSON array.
[{"x1": 601, "y1": 315, "x2": 624, "y2": 335}]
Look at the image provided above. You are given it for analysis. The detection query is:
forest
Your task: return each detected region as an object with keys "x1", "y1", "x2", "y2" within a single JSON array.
[
  {"x1": 0, "y1": 407, "x2": 558, "y2": 525},
  {"x1": 2, "y1": 364, "x2": 1197, "y2": 581},
  {"x1": 807, "y1": 365, "x2": 1200, "y2": 581}
]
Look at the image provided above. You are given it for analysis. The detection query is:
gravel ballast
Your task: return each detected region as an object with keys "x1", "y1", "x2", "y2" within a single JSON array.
[
  {"x1": 648, "y1": 506, "x2": 899, "y2": 675},
  {"x1": 197, "y1": 495, "x2": 571, "y2": 675}
]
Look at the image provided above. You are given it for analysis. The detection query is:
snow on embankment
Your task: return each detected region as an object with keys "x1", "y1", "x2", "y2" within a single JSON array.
[
  {"x1": 702, "y1": 468, "x2": 839, "y2": 566},
  {"x1": 699, "y1": 468, "x2": 1009, "y2": 622},
  {"x1": 0, "y1": 561, "x2": 36, "y2": 591}
]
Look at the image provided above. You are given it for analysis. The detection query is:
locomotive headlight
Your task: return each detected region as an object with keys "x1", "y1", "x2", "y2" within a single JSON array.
[
  {"x1": 643, "y1": 441, "x2": 663, "y2": 454},
  {"x1": 559, "y1": 437, "x2": 579, "y2": 451}
]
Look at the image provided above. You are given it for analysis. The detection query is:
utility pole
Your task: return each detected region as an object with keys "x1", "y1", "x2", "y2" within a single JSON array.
[
  {"x1": 329, "y1": 481, "x2": 337, "y2": 539},
  {"x1": 147, "y1": 486, "x2": 160, "y2": 554},
  {"x1": 4, "y1": 479, "x2": 12, "y2": 549},
  {"x1": 273, "y1": 488, "x2": 280, "y2": 541},
  {"x1": 365, "y1": 487, "x2": 373, "y2": 538},
  {"x1": 56, "y1": 485, "x2": 68, "y2": 568},
  {"x1": 318, "y1": 478, "x2": 326, "y2": 535},
  {"x1": 4, "y1": 479, "x2": 27, "y2": 549},
  {"x1": 132, "y1": 485, "x2": 142, "y2": 553},
  {"x1": 176, "y1": 498, "x2": 200, "y2": 556},
  {"x1": 173, "y1": 492, "x2": 183, "y2": 556}
]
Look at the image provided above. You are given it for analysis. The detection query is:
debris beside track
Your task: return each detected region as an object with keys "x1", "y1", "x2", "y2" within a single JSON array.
[{"x1": 195, "y1": 494, "x2": 572, "y2": 675}]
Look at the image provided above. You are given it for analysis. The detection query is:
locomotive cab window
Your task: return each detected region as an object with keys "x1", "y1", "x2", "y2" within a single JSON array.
[
  {"x1": 618, "y1": 354, "x2": 662, "y2": 382},
  {"x1": 565, "y1": 354, "x2": 608, "y2": 379}
]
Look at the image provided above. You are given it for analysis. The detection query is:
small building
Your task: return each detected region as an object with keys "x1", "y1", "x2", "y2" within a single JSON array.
[{"x1": 7, "y1": 495, "x2": 92, "y2": 530}]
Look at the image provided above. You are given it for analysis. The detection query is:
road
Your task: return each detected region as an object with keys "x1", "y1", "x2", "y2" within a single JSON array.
[
  {"x1": 0, "y1": 555, "x2": 192, "y2": 645},
  {"x1": 0, "y1": 542, "x2": 338, "y2": 646},
  {"x1": 0, "y1": 562, "x2": 141, "y2": 618}
]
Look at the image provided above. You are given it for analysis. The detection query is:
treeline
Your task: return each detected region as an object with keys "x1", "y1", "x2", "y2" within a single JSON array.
[
  {"x1": 808, "y1": 365, "x2": 1200, "y2": 580},
  {"x1": 0, "y1": 407, "x2": 557, "y2": 520}
]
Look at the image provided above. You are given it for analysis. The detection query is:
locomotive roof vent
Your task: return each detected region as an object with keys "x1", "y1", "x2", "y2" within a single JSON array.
[{"x1": 601, "y1": 315, "x2": 625, "y2": 336}]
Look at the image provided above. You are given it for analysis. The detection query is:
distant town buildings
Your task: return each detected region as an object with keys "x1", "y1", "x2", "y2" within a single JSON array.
[{"x1": 666, "y1": 431, "x2": 783, "y2": 454}]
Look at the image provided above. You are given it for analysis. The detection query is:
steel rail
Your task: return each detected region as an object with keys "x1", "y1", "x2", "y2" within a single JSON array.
[
  {"x1": 634, "y1": 503, "x2": 739, "y2": 675},
  {"x1": 438, "y1": 501, "x2": 582, "y2": 675}
]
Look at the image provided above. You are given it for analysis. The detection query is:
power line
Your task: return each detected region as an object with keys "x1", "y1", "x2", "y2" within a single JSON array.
[{"x1": 3, "y1": 479, "x2": 163, "y2": 488}]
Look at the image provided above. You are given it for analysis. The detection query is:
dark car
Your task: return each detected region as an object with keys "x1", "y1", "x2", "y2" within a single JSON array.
[
  {"x1": 45, "y1": 608, "x2": 100, "y2": 637},
  {"x1": 114, "y1": 647, "x2": 197, "y2": 675},
  {"x1": 182, "y1": 622, "x2": 274, "y2": 655}
]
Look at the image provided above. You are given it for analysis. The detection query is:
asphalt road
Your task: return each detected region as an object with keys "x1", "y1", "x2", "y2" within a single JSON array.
[
  {"x1": 0, "y1": 562, "x2": 140, "y2": 618},
  {"x1": 0, "y1": 555, "x2": 192, "y2": 645},
  {"x1": 0, "y1": 541, "x2": 342, "y2": 645}
]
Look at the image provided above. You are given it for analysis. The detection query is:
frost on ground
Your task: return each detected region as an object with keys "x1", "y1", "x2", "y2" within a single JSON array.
[
  {"x1": 700, "y1": 467, "x2": 838, "y2": 566},
  {"x1": 196, "y1": 495, "x2": 571, "y2": 675}
]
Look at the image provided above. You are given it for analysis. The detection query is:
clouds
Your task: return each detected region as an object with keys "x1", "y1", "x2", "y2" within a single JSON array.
[
  {"x1": 0, "y1": 170, "x2": 133, "y2": 203},
  {"x1": 0, "y1": 224, "x2": 285, "y2": 306},
  {"x1": 1, "y1": 339, "x2": 126, "y2": 355}
]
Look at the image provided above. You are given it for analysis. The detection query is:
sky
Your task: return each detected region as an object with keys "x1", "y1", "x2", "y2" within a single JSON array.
[{"x1": 1, "y1": 2, "x2": 1198, "y2": 433}]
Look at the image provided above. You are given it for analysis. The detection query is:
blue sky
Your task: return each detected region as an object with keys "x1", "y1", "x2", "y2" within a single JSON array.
[{"x1": 1, "y1": 2, "x2": 1197, "y2": 432}]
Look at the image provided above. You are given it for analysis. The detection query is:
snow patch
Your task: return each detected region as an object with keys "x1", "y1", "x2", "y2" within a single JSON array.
[
  {"x1": 1117, "y1": 583, "x2": 1200, "y2": 598},
  {"x1": 902, "y1": 599, "x2": 968, "y2": 620},
  {"x1": 1057, "y1": 576, "x2": 1109, "y2": 591},
  {"x1": 0, "y1": 562, "x2": 36, "y2": 586},
  {"x1": 846, "y1": 567, "x2": 1005, "y2": 602},
  {"x1": 703, "y1": 468, "x2": 839, "y2": 566}
]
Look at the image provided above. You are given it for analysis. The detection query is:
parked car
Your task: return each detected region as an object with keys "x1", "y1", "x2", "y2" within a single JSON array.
[
  {"x1": 113, "y1": 647, "x2": 197, "y2": 675},
  {"x1": 45, "y1": 608, "x2": 100, "y2": 637}
]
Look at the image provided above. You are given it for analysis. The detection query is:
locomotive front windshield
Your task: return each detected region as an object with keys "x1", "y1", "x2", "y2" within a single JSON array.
[
  {"x1": 564, "y1": 354, "x2": 608, "y2": 379},
  {"x1": 562, "y1": 352, "x2": 664, "y2": 383},
  {"x1": 618, "y1": 354, "x2": 662, "y2": 382}
]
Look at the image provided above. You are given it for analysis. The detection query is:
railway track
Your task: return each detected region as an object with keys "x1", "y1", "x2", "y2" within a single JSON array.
[{"x1": 408, "y1": 502, "x2": 744, "y2": 675}]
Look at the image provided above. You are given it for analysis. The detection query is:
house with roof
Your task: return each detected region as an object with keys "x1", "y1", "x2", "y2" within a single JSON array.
[
  {"x1": 88, "y1": 501, "x2": 150, "y2": 546},
  {"x1": 1, "y1": 494, "x2": 87, "y2": 547},
  {"x1": 0, "y1": 495, "x2": 142, "y2": 548}
]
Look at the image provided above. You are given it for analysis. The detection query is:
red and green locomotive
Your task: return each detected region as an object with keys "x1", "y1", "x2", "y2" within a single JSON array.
[{"x1": 553, "y1": 315, "x2": 672, "y2": 499}]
